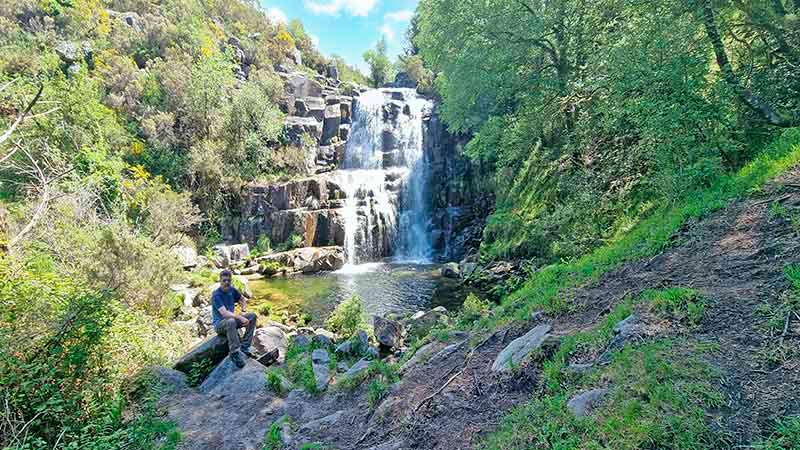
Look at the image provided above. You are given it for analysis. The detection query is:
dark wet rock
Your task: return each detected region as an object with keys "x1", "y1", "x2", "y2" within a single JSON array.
[
  {"x1": 374, "y1": 316, "x2": 404, "y2": 350},
  {"x1": 173, "y1": 335, "x2": 228, "y2": 374},
  {"x1": 292, "y1": 334, "x2": 311, "y2": 348},
  {"x1": 492, "y1": 324, "x2": 552, "y2": 372},
  {"x1": 567, "y1": 388, "x2": 608, "y2": 417}
]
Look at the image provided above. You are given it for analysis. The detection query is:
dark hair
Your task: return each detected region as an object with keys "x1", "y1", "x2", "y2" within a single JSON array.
[{"x1": 220, "y1": 269, "x2": 233, "y2": 279}]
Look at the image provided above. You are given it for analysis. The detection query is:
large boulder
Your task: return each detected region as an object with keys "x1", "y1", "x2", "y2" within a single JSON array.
[
  {"x1": 373, "y1": 316, "x2": 404, "y2": 350},
  {"x1": 491, "y1": 324, "x2": 552, "y2": 372},
  {"x1": 173, "y1": 335, "x2": 228, "y2": 374},
  {"x1": 407, "y1": 306, "x2": 447, "y2": 339},
  {"x1": 252, "y1": 326, "x2": 289, "y2": 362},
  {"x1": 199, "y1": 356, "x2": 268, "y2": 395}
]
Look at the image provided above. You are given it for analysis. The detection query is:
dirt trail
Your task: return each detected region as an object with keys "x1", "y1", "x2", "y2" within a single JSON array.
[{"x1": 160, "y1": 168, "x2": 800, "y2": 449}]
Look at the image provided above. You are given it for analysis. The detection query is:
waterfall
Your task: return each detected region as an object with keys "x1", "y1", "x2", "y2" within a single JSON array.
[{"x1": 333, "y1": 89, "x2": 433, "y2": 266}]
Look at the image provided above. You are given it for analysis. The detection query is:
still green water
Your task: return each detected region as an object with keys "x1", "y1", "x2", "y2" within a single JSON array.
[{"x1": 248, "y1": 262, "x2": 470, "y2": 327}]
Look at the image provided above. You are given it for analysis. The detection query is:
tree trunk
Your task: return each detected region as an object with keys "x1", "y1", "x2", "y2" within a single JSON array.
[{"x1": 701, "y1": 0, "x2": 797, "y2": 127}]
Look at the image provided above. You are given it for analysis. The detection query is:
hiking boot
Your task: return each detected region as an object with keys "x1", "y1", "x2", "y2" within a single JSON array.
[
  {"x1": 257, "y1": 348, "x2": 280, "y2": 366},
  {"x1": 230, "y1": 350, "x2": 246, "y2": 368},
  {"x1": 241, "y1": 348, "x2": 255, "y2": 359}
]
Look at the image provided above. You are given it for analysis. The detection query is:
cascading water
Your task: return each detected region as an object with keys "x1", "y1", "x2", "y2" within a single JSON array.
[{"x1": 333, "y1": 89, "x2": 433, "y2": 266}]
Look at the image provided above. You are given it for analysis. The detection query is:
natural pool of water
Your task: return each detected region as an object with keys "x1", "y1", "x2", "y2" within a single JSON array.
[{"x1": 248, "y1": 262, "x2": 472, "y2": 327}]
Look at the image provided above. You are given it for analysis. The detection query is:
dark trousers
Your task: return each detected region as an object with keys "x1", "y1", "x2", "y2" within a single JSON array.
[{"x1": 214, "y1": 312, "x2": 257, "y2": 355}]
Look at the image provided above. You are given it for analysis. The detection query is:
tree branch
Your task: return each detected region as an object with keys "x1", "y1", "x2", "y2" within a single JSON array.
[
  {"x1": 0, "y1": 84, "x2": 43, "y2": 147},
  {"x1": 701, "y1": 0, "x2": 798, "y2": 127}
]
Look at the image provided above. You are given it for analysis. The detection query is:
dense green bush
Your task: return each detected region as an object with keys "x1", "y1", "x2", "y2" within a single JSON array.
[{"x1": 325, "y1": 295, "x2": 369, "y2": 339}]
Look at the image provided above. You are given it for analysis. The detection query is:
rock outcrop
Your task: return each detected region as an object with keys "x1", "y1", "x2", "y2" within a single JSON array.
[
  {"x1": 257, "y1": 246, "x2": 345, "y2": 274},
  {"x1": 173, "y1": 335, "x2": 228, "y2": 374},
  {"x1": 491, "y1": 324, "x2": 552, "y2": 372}
]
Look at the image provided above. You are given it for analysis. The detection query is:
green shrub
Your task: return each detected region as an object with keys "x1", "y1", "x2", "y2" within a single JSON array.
[
  {"x1": 262, "y1": 421, "x2": 284, "y2": 450},
  {"x1": 325, "y1": 295, "x2": 369, "y2": 339},
  {"x1": 258, "y1": 303, "x2": 273, "y2": 318},
  {"x1": 459, "y1": 293, "x2": 491, "y2": 325},
  {"x1": 260, "y1": 260, "x2": 283, "y2": 276},
  {"x1": 256, "y1": 235, "x2": 273, "y2": 255},
  {"x1": 265, "y1": 368, "x2": 288, "y2": 395},
  {"x1": 753, "y1": 417, "x2": 800, "y2": 449},
  {"x1": 643, "y1": 287, "x2": 706, "y2": 325},
  {"x1": 187, "y1": 358, "x2": 215, "y2": 387}
]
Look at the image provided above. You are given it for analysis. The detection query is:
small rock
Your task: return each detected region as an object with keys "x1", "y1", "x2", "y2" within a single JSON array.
[
  {"x1": 356, "y1": 330, "x2": 369, "y2": 351},
  {"x1": 407, "y1": 307, "x2": 447, "y2": 339},
  {"x1": 491, "y1": 324, "x2": 552, "y2": 372},
  {"x1": 311, "y1": 348, "x2": 330, "y2": 365},
  {"x1": 293, "y1": 334, "x2": 311, "y2": 348},
  {"x1": 311, "y1": 349, "x2": 331, "y2": 391},
  {"x1": 344, "y1": 358, "x2": 371, "y2": 378},
  {"x1": 441, "y1": 262, "x2": 461, "y2": 279},
  {"x1": 337, "y1": 361, "x2": 349, "y2": 373},
  {"x1": 335, "y1": 340, "x2": 353, "y2": 355},
  {"x1": 567, "y1": 363, "x2": 594, "y2": 375},
  {"x1": 567, "y1": 388, "x2": 608, "y2": 417},
  {"x1": 373, "y1": 316, "x2": 403, "y2": 350}
]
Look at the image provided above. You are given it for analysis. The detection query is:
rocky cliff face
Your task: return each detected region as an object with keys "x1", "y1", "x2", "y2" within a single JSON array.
[{"x1": 228, "y1": 69, "x2": 490, "y2": 262}]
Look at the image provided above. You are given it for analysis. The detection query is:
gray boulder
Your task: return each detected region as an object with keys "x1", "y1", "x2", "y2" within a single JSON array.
[
  {"x1": 567, "y1": 388, "x2": 608, "y2": 417},
  {"x1": 441, "y1": 262, "x2": 461, "y2": 279},
  {"x1": 292, "y1": 334, "x2": 311, "y2": 348},
  {"x1": 344, "y1": 357, "x2": 371, "y2": 379},
  {"x1": 199, "y1": 356, "x2": 268, "y2": 395},
  {"x1": 173, "y1": 335, "x2": 228, "y2": 374},
  {"x1": 196, "y1": 306, "x2": 213, "y2": 337},
  {"x1": 311, "y1": 349, "x2": 331, "y2": 391},
  {"x1": 252, "y1": 326, "x2": 288, "y2": 361},
  {"x1": 407, "y1": 306, "x2": 447, "y2": 338},
  {"x1": 491, "y1": 324, "x2": 552, "y2": 372},
  {"x1": 55, "y1": 41, "x2": 79, "y2": 63},
  {"x1": 152, "y1": 367, "x2": 188, "y2": 392},
  {"x1": 373, "y1": 316, "x2": 403, "y2": 350}
]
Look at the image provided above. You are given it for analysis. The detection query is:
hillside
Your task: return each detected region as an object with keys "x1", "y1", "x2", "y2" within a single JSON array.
[{"x1": 2, "y1": 1, "x2": 800, "y2": 449}]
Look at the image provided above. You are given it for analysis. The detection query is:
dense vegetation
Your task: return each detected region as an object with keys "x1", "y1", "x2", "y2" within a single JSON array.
[
  {"x1": 414, "y1": 0, "x2": 800, "y2": 263},
  {"x1": 0, "y1": 1, "x2": 351, "y2": 448}
]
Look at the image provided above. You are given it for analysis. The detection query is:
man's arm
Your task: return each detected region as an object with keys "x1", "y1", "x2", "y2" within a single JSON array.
[{"x1": 214, "y1": 291, "x2": 245, "y2": 322}]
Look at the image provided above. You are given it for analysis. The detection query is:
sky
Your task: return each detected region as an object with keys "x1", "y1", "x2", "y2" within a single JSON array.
[{"x1": 259, "y1": 0, "x2": 419, "y2": 74}]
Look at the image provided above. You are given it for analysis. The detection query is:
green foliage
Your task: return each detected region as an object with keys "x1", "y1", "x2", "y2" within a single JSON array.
[
  {"x1": 784, "y1": 264, "x2": 800, "y2": 292},
  {"x1": 396, "y1": 54, "x2": 433, "y2": 93},
  {"x1": 643, "y1": 288, "x2": 706, "y2": 325},
  {"x1": 753, "y1": 417, "x2": 800, "y2": 450},
  {"x1": 275, "y1": 233, "x2": 304, "y2": 253},
  {"x1": 416, "y1": 0, "x2": 798, "y2": 263},
  {"x1": 258, "y1": 303, "x2": 273, "y2": 317},
  {"x1": 262, "y1": 421, "x2": 285, "y2": 450},
  {"x1": 330, "y1": 54, "x2": 369, "y2": 85},
  {"x1": 256, "y1": 235, "x2": 273, "y2": 255},
  {"x1": 265, "y1": 368, "x2": 288, "y2": 395},
  {"x1": 260, "y1": 260, "x2": 283, "y2": 276},
  {"x1": 325, "y1": 295, "x2": 369, "y2": 339},
  {"x1": 481, "y1": 341, "x2": 725, "y2": 450},
  {"x1": 363, "y1": 37, "x2": 394, "y2": 87},
  {"x1": 187, "y1": 358, "x2": 215, "y2": 387},
  {"x1": 486, "y1": 130, "x2": 800, "y2": 326},
  {"x1": 459, "y1": 293, "x2": 490, "y2": 326}
]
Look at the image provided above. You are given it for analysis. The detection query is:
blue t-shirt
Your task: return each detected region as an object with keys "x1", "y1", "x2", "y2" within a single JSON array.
[{"x1": 211, "y1": 287, "x2": 242, "y2": 327}]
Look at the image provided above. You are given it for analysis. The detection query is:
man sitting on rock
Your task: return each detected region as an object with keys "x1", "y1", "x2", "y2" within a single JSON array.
[{"x1": 212, "y1": 269, "x2": 256, "y2": 368}]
